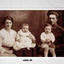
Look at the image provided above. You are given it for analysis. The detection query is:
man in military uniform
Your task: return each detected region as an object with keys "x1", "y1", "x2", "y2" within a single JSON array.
[{"x1": 47, "y1": 10, "x2": 64, "y2": 56}]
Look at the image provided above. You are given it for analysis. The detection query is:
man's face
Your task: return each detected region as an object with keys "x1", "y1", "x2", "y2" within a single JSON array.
[
  {"x1": 48, "y1": 14, "x2": 58, "y2": 25},
  {"x1": 5, "y1": 19, "x2": 12, "y2": 29}
]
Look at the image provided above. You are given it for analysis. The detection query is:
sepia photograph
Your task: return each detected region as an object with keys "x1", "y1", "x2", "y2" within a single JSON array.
[
  {"x1": 0, "y1": 0, "x2": 64, "y2": 64},
  {"x1": 0, "y1": 10, "x2": 64, "y2": 57}
]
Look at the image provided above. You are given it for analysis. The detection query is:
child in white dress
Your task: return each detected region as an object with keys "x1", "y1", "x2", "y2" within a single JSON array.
[
  {"x1": 13, "y1": 23, "x2": 36, "y2": 51},
  {"x1": 40, "y1": 23, "x2": 56, "y2": 57}
]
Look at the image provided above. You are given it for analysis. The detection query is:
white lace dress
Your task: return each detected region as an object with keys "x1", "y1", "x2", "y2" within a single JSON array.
[{"x1": 13, "y1": 30, "x2": 36, "y2": 51}]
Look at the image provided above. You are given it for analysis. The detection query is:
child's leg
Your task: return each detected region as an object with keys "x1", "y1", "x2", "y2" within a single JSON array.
[
  {"x1": 27, "y1": 47, "x2": 30, "y2": 50},
  {"x1": 43, "y1": 44, "x2": 49, "y2": 57},
  {"x1": 50, "y1": 48, "x2": 56, "y2": 57}
]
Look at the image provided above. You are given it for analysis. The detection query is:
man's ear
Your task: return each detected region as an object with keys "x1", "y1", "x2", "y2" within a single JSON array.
[{"x1": 56, "y1": 17, "x2": 59, "y2": 22}]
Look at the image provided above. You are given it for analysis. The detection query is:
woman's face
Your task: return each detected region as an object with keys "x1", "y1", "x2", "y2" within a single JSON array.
[
  {"x1": 5, "y1": 19, "x2": 12, "y2": 29},
  {"x1": 48, "y1": 14, "x2": 58, "y2": 25}
]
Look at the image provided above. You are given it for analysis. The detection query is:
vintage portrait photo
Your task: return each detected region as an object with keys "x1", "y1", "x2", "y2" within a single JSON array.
[
  {"x1": 0, "y1": 10, "x2": 64, "y2": 57},
  {"x1": 0, "y1": 0, "x2": 64, "y2": 64}
]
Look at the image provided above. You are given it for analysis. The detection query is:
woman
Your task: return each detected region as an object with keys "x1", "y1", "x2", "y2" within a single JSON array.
[{"x1": 0, "y1": 16, "x2": 17, "y2": 57}]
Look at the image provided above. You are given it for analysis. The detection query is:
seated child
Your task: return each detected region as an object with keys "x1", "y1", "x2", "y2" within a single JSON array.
[
  {"x1": 40, "y1": 23, "x2": 56, "y2": 57},
  {"x1": 13, "y1": 23, "x2": 36, "y2": 51}
]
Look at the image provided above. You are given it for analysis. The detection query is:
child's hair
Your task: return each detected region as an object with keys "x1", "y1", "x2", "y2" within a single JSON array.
[
  {"x1": 44, "y1": 23, "x2": 52, "y2": 29},
  {"x1": 22, "y1": 23, "x2": 29, "y2": 28}
]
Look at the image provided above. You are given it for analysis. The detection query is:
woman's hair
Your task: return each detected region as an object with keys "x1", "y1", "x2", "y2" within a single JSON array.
[{"x1": 3, "y1": 16, "x2": 14, "y2": 24}]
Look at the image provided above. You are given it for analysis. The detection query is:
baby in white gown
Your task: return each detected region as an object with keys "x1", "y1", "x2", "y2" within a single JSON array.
[
  {"x1": 40, "y1": 23, "x2": 56, "y2": 57},
  {"x1": 13, "y1": 23, "x2": 36, "y2": 51}
]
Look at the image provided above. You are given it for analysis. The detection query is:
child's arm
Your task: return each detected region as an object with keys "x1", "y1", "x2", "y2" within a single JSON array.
[
  {"x1": 15, "y1": 33, "x2": 20, "y2": 42},
  {"x1": 29, "y1": 32, "x2": 36, "y2": 43},
  {"x1": 45, "y1": 33, "x2": 55, "y2": 45},
  {"x1": 40, "y1": 33, "x2": 46, "y2": 43},
  {"x1": 40, "y1": 34, "x2": 52, "y2": 44},
  {"x1": 45, "y1": 39, "x2": 52, "y2": 43},
  {"x1": 49, "y1": 33, "x2": 55, "y2": 43}
]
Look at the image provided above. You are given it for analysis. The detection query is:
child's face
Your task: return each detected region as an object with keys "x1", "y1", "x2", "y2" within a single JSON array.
[
  {"x1": 22, "y1": 25, "x2": 29, "y2": 32},
  {"x1": 45, "y1": 26, "x2": 52, "y2": 33}
]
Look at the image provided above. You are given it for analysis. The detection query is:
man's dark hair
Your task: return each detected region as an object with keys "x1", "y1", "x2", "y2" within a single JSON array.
[{"x1": 47, "y1": 10, "x2": 60, "y2": 19}]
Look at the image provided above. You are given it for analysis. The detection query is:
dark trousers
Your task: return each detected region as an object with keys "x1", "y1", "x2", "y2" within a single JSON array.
[{"x1": 16, "y1": 47, "x2": 37, "y2": 57}]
